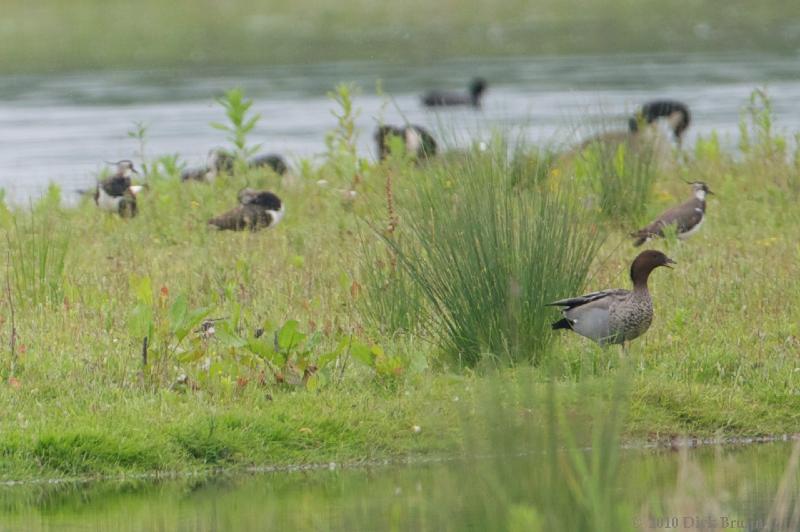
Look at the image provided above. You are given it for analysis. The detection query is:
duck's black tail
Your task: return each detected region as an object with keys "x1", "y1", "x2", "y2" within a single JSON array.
[{"x1": 551, "y1": 318, "x2": 572, "y2": 330}]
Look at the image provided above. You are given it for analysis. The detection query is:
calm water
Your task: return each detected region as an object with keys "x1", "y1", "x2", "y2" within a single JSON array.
[
  {"x1": 0, "y1": 442, "x2": 796, "y2": 531},
  {"x1": 1, "y1": 52, "x2": 800, "y2": 203}
]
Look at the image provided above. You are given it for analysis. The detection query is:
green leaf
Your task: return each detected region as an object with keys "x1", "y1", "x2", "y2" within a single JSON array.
[
  {"x1": 246, "y1": 337, "x2": 274, "y2": 358},
  {"x1": 349, "y1": 341, "x2": 375, "y2": 368},
  {"x1": 168, "y1": 294, "x2": 188, "y2": 329},
  {"x1": 174, "y1": 306, "x2": 212, "y2": 343},
  {"x1": 215, "y1": 324, "x2": 246, "y2": 348},
  {"x1": 129, "y1": 302, "x2": 153, "y2": 339},
  {"x1": 371, "y1": 344, "x2": 385, "y2": 358},
  {"x1": 130, "y1": 275, "x2": 153, "y2": 306},
  {"x1": 210, "y1": 122, "x2": 232, "y2": 132},
  {"x1": 277, "y1": 320, "x2": 306, "y2": 351},
  {"x1": 317, "y1": 350, "x2": 341, "y2": 369},
  {"x1": 305, "y1": 374, "x2": 320, "y2": 392},
  {"x1": 177, "y1": 347, "x2": 206, "y2": 363}
]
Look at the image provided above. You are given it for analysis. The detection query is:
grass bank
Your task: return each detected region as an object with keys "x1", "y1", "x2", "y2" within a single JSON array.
[
  {"x1": 1, "y1": 0, "x2": 798, "y2": 74},
  {"x1": 0, "y1": 88, "x2": 799, "y2": 482}
]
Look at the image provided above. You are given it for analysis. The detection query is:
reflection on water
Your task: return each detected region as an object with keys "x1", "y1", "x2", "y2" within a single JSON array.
[
  {"x1": 0, "y1": 442, "x2": 796, "y2": 531},
  {"x1": 0, "y1": 52, "x2": 799, "y2": 203}
]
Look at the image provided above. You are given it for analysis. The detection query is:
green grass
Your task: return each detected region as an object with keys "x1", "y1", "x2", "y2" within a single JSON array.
[
  {"x1": 0, "y1": 89, "x2": 799, "y2": 484},
  {"x1": 372, "y1": 143, "x2": 602, "y2": 366},
  {"x1": 0, "y1": 0, "x2": 798, "y2": 74}
]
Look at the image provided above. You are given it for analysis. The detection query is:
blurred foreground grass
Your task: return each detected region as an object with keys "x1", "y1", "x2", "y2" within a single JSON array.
[{"x1": 1, "y1": 0, "x2": 798, "y2": 73}]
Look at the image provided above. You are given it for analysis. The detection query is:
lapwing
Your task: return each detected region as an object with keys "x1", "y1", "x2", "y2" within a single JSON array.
[
  {"x1": 94, "y1": 160, "x2": 143, "y2": 218},
  {"x1": 631, "y1": 181, "x2": 713, "y2": 246},
  {"x1": 375, "y1": 125, "x2": 438, "y2": 161},
  {"x1": 208, "y1": 189, "x2": 284, "y2": 231}
]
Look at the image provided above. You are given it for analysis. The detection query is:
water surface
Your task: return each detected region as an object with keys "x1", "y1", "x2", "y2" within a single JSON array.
[
  {"x1": 0, "y1": 442, "x2": 796, "y2": 531},
  {"x1": 1, "y1": 52, "x2": 799, "y2": 203}
]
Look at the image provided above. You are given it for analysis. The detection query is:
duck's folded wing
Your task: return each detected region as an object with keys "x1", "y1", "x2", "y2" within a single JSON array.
[{"x1": 546, "y1": 289, "x2": 629, "y2": 310}]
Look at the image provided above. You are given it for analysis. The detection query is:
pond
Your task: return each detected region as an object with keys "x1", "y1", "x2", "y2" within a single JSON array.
[
  {"x1": 0, "y1": 52, "x2": 799, "y2": 203},
  {"x1": 0, "y1": 441, "x2": 797, "y2": 531}
]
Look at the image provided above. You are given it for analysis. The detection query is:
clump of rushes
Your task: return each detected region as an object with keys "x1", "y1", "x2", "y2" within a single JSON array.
[{"x1": 378, "y1": 146, "x2": 603, "y2": 367}]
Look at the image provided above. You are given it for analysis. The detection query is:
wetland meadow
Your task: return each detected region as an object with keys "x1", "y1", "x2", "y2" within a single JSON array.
[{"x1": 1, "y1": 0, "x2": 800, "y2": 530}]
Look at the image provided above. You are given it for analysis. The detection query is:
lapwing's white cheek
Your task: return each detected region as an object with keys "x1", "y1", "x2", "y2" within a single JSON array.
[{"x1": 694, "y1": 189, "x2": 706, "y2": 201}]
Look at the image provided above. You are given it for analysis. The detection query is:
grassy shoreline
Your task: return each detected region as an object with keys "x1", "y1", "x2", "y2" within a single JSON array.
[
  {"x1": 1, "y1": 87, "x2": 800, "y2": 484},
  {"x1": 2, "y1": 370, "x2": 800, "y2": 483}
]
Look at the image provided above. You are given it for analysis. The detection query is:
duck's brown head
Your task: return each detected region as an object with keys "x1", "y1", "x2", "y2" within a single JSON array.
[{"x1": 630, "y1": 250, "x2": 675, "y2": 288}]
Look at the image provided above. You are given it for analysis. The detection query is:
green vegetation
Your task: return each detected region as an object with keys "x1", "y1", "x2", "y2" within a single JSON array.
[
  {"x1": 0, "y1": 0, "x2": 798, "y2": 74},
  {"x1": 0, "y1": 87, "x2": 799, "y2": 488},
  {"x1": 2, "y1": 377, "x2": 799, "y2": 530}
]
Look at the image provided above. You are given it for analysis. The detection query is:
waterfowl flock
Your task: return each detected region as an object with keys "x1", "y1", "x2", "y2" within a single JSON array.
[{"x1": 91, "y1": 80, "x2": 709, "y2": 352}]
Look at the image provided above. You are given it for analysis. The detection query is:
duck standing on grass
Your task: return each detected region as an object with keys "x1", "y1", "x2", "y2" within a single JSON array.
[
  {"x1": 208, "y1": 189, "x2": 284, "y2": 231},
  {"x1": 94, "y1": 160, "x2": 144, "y2": 218},
  {"x1": 631, "y1": 181, "x2": 713, "y2": 246},
  {"x1": 375, "y1": 125, "x2": 438, "y2": 161},
  {"x1": 422, "y1": 78, "x2": 487, "y2": 108},
  {"x1": 547, "y1": 250, "x2": 675, "y2": 351}
]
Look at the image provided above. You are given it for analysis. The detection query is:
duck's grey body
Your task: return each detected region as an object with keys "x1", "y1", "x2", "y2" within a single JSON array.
[
  {"x1": 549, "y1": 250, "x2": 674, "y2": 347},
  {"x1": 632, "y1": 182, "x2": 712, "y2": 246},
  {"x1": 550, "y1": 288, "x2": 653, "y2": 346}
]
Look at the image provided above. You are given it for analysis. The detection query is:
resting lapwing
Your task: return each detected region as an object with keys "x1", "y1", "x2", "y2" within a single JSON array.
[{"x1": 208, "y1": 189, "x2": 284, "y2": 231}]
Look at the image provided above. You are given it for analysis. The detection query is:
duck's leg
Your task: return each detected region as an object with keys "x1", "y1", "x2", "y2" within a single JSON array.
[{"x1": 621, "y1": 342, "x2": 629, "y2": 357}]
